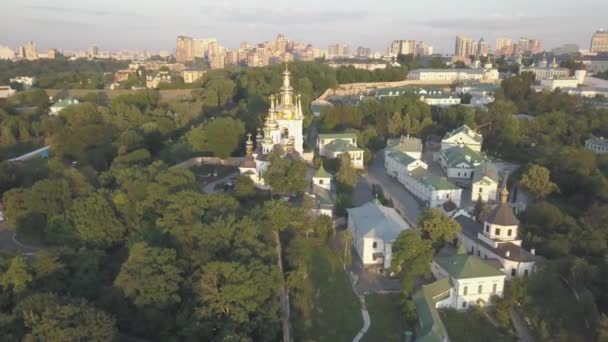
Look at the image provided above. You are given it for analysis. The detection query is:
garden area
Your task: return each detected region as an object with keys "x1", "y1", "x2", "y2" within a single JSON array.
[
  {"x1": 290, "y1": 241, "x2": 363, "y2": 342},
  {"x1": 440, "y1": 308, "x2": 515, "y2": 342},
  {"x1": 363, "y1": 293, "x2": 411, "y2": 342}
]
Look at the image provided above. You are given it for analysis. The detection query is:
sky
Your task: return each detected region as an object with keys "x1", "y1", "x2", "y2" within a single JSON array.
[{"x1": 1, "y1": 0, "x2": 607, "y2": 54}]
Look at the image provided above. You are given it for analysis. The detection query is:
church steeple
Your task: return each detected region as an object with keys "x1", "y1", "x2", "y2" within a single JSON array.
[{"x1": 280, "y1": 63, "x2": 293, "y2": 107}]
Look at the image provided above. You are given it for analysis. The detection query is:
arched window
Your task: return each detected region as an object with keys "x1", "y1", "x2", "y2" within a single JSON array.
[{"x1": 281, "y1": 128, "x2": 289, "y2": 138}]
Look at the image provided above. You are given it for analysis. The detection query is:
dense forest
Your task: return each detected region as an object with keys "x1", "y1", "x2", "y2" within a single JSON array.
[{"x1": 0, "y1": 60, "x2": 607, "y2": 340}]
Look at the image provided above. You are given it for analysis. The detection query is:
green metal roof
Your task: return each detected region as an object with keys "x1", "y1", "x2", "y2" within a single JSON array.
[
  {"x1": 386, "y1": 136, "x2": 423, "y2": 154},
  {"x1": 472, "y1": 162, "x2": 498, "y2": 183},
  {"x1": 324, "y1": 139, "x2": 364, "y2": 153},
  {"x1": 440, "y1": 145, "x2": 487, "y2": 168},
  {"x1": 313, "y1": 163, "x2": 331, "y2": 179},
  {"x1": 412, "y1": 279, "x2": 451, "y2": 342},
  {"x1": 434, "y1": 254, "x2": 504, "y2": 279},
  {"x1": 410, "y1": 167, "x2": 459, "y2": 191},
  {"x1": 442, "y1": 125, "x2": 483, "y2": 144},
  {"x1": 387, "y1": 151, "x2": 416, "y2": 166},
  {"x1": 318, "y1": 133, "x2": 357, "y2": 140},
  {"x1": 51, "y1": 98, "x2": 79, "y2": 109}
]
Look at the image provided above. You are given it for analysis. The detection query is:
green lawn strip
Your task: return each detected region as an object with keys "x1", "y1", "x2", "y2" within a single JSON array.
[
  {"x1": 441, "y1": 308, "x2": 515, "y2": 342},
  {"x1": 291, "y1": 243, "x2": 363, "y2": 342},
  {"x1": 362, "y1": 293, "x2": 410, "y2": 342}
]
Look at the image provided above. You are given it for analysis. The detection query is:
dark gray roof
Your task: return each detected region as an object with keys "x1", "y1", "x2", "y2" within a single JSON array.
[
  {"x1": 486, "y1": 203, "x2": 519, "y2": 226},
  {"x1": 455, "y1": 215, "x2": 535, "y2": 263}
]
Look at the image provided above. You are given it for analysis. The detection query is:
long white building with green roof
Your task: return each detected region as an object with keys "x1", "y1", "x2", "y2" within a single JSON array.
[
  {"x1": 404, "y1": 167, "x2": 462, "y2": 207},
  {"x1": 441, "y1": 125, "x2": 483, "y2": 152}
]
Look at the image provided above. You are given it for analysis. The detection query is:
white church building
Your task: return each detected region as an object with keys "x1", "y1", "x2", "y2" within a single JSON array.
[{"x1": 239, "y1": 66, "x2": 305, "y2": 188}]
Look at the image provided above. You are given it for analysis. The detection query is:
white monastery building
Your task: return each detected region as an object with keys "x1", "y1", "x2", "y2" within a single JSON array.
[
  {"x1": 347, "y1": 200, "x2": 410, "y2": 271},
  {"x1": 317, "y1": 133, "x2": 365, "y2": 169}
]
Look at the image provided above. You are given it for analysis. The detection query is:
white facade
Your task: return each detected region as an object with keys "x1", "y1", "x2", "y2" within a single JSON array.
[
  {"x1": 0, "y1": 86, "x2": 16, "y2": 99},
  {"x1": 472, "y1": 177, "x2": 498, "y2": 203},
  {"x1": 347, "y1": 201, "x2": 410, "y2": 270},
  {"x1": 421, "y1": 95, "x2": 461, "y2": 106},
  {"x1": 401, "y1": 170, "x2": 463, "y2": 208},
  {"x1": 431, "y1": 259, "x2": 506, "y2": 310},
  {"x1": 317, "y1": 134, "x2": 364, "y2": 169},
  {"x1": 585, "y1": 136, "x2": 608, "y2": 154},
  {"x1": 9, "y1": 76, "x2": 36, "y2": 89},
  {"x1": 407, "y1": 68, "x2": 499, "y2": 82}
]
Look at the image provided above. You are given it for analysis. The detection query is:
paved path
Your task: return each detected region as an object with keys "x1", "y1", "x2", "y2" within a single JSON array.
[
  {"x1": 0, "y1": 223, "x2": 40, "y2": 255},
  {"x1": 511, "y1": 309, "x2": 534, "y2": 342},
  {"x1": 363, "y1": 153, "x2": 423, "y2": 226},
  {"x1": 202, "y1": 172, "x2": 238, "y2": 194},
  {"x1": 352, "y1": 294, "x2": 371, "y2": 342}
]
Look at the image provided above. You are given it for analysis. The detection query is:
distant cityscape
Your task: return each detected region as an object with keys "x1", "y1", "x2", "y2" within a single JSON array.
[{"x1": 1, "y1": 29, "x2": 607, "y2": 67}]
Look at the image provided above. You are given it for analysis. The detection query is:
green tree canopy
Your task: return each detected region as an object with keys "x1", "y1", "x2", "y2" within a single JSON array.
[
  {"x1": 417, "y1": 208, "x2": 461, "y2": 246},
  {"x1": 336, "y1": 153, "x2": 357, "y2": 190},
  {"x1": 187, "y1": 117, "x2": 245, "y2": 158},
  {"x1": 263, "y1": 152, "x2": 308, "y2": 195},
  {"x1": 520, "y1": 164, "x2": 559, "y2": 199},
  {"x1": 114, "y1": 242, "x2": 183, "y2": 306},
  {"x1": 70, "y1": 192, "x2": 126, "y2": 246}
]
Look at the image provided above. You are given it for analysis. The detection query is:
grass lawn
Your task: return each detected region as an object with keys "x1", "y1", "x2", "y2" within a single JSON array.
[
  {"x1": 362, "y1": 293, "x2": 411, "y2": 342},
  {"x1": 291, "y1": 243, "x2": 363, "y2": 342},
  {"x1": 441, "y1": 308, "x2": 515, "y2": 342}
]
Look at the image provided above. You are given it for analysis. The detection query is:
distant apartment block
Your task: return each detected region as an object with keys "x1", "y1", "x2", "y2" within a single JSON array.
[{"x1": 591, "y1": 29, "x2": 608, "y2": 53}]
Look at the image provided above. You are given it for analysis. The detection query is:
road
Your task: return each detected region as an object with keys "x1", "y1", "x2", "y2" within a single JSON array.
[
  {"x1": 202, "y1": 172, "x2": 238, "y2": 194},
  {"x1": 511, "y1": 309, "x2": 534, "y2": 342},
  {"x1": 356, "y1": 152, "x2": 424, "y2": 226}
]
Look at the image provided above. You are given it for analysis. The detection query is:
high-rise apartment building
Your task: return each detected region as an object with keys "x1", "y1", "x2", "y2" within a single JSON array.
[
  {"x1": 455, "y1": 35, "x2": 475, "y2": 57},
  {"x1": 0, "y1": 46, "x2": 14, "y2": 60},
  {"x1": 275, "y1": 34, "x2": 287, "y2": 54},
  {"x1": 389, "y1": 40, "x2": 417, "y2": 56},
  {"x1": 528, "y1": 39, "x2": 543, "y2": 54},
  {"x1": 175, "y1": 36, "x2": 194, "y2": 63},
  {"x1": 476, "y1": 38, "x2": 489, "y2": 57},
  {"x1": 518, "y1": 37, "x2": 530, "y2": 54},
  {"x1": 356, "y1": 46, "x2": 371, "y2": 58},
  {"x1": 225, "y1": 50, "x2": 238, "y2": 66},
  {"x1": 591, "y1": 29, "x2": 608, "y2": 53},
  {"x1": 18, "y1": 41, "x2": 38, "y2": 60},
  {"x1": 495, "y1": 38, "x2": 513, "y2": 55},
  {"x1": 416, "y1": 41, "x2": 433, "y2": 56},
  {"x1": 328, "y1": 44, "x2": 349, "y2": 59}
]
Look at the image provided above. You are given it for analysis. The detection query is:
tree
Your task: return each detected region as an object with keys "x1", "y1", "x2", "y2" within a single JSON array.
[
  {"x1": 314, "y1": 214, "x2": 333, "y2": 241},
  {"x1": 1, "y1": 255, "x2": 33, "y2": 293},
  {"x1": 70, "y1": 192, "x2": 126, "y2": 246},
  {"x1": 263, "y1": 153, "x2": 308, "y2": 195},
  {"x1": 114, "y1": 242, "x2": 183, "y2": 306},
  {"x1": 387, "y1": 112, "x2": 405, "y2": 137},
  {"x1": 187, "y1": 117, "x2": 245, "y2": 158},
  {"x1": 473, "y1": 196, "x2": 491, "y2": 223},
  {"x1": 391, "y1": 230, "x2": 434, "y2": 295},
  {"x1": 520, "y1": 164, "x2": 559, "y2": 199},
  {"x1": 203, "y1": 78, "x2": 236, "y2": 108},
  {"x1": 16, "y1": 293, "x2": 116, "y2": 342},
  {"x1": 336, "y1": 153, "x2": 357, "y2": 190},
  {"x1": 234, "y1": 175, "x2": 256, "y2": 199},
  {"x1": 417, "y1": 208, "x2": 461, "y2": 246},
  {"x1": 196, "y1": 261, "x2": 281, "y2": 323}
]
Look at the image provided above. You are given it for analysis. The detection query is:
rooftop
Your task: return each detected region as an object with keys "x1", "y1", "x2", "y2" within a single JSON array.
[
  {"x1": 440, "y1": 145, "x2": 487, "y2": 167},
  {"x1": 434, "y1": 254, "x2": 505, "y2": 279},
  {"x1": 586, "y1": 135, "x2": 608, "y2": 147},
  {"x1": 455, "y1": 215, "x2": 535, "y2": 263},
  {"x1": 387, "y1": 151, "x2": 416, "y2": 166},
  {"x1": 386, "y1": 135, "x2": 423, "y2": 154},
  {"x1": 472, "y1": 162, "x2": 499, "y2": 184},
  {"x1": 412, "y1": 279, "x2": 451, "y2": 342},
  {"x1": 442, "y1": 125, "x2": 483, "y2": 144},
  {"x1": 318, "y1": 133, "x2": 357, "y2": 140},
  {"x1": 346, "y1": 201, "x2": 409, "y2": 241},
  {"x1": 410, "y1": 167, "x2": 460, "y2": 191},
  {"x1": 323, "y1": 139, "x2": 364, "y2": 154},
  {"x1": 313, "y1": 163, "x2": 331, "y2": 179}
]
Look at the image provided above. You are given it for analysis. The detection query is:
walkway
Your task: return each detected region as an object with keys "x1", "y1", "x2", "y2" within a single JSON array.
[
  {"x1": 511, "y1": 309, "x2": 533, "y2": 342},
  {"x1": 347, "y1": 269, "x2": 371, "y2": 342},
  {"x1": 0, "y1": 223, "x2": 40, "y2": 255},
  {"x1": 202, "y1": 172, "x2": 238, "y2": 194}
]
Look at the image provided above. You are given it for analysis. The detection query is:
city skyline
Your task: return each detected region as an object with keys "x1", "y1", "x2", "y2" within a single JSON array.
[{"x1": 1, "y1": 0, "x2": 607, "y2": 53}]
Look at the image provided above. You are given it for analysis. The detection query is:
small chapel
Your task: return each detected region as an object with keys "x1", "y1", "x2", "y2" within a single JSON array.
[{"x1": 239, "y1": 65, "x2": 305, "y2": 187}]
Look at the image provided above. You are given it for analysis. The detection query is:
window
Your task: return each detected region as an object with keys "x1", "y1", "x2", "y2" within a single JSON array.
[
  {"x1": 511, "y1": 269, "x2": 517, "y2": 276},
  {"x1": 495, "y1": 228, "x2": 501, "y2": 236},
  {"x1": 372, "y1": 242, "x2": 377, "y2": 249},
  {"x1": 463, "y1": 286, "x2": 468, "y2": 295},
  {"x1": 372, "y1": 254, "x2": 377, "y2": 261},
  {"x1": 485, "y1": 224, "x2": 489, "y2": 233},
  {"x1": 492, "y1": 283, "x2": 497, "y2": 294},
  {"x1": 470, "y1": 246, "x2": 474, "y2": 253},
  {"x1": 458, "y1": 172, "x2": 461, "y2": 177},
  {"x1": 281, "y1": 128, "x2": 289, "y2": 138},
  {"x1": 524, "y1": 270, "x2": 529, "y2": 277},
  {"x1": 478, "y1": 285, "x2": 483, "y2": 294},
  {"x1": 479, "y1": 187, "x2": 483, "y2": 193},
  {"x1": 462, "y1": 301, "x2": 467, "y2": 308},
  {"x1": 477, "y1": 250, "x2": 481, "y2": 256},
  {"x1": 319, "y1": 179, "x2": 324, "y2": 185},
  {"x1": 507, "y1": 229, "x2": 512, "y2": 237}
]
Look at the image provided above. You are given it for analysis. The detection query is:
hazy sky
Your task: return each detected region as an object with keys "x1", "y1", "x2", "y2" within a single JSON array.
[{"x1": 1, "y1": 0, "x2": 607, "y2": 53}]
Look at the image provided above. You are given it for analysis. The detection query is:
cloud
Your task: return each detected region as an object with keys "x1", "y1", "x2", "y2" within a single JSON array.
[
  {"x1": 199, "y1": 5, "x2": 371, "y2": 27},
  {"x1": 24, "y1": 4, "x2": 134, "y2": 17},
  {"x1": 419, "y1": 15, "x2": 565, "y2": 32}
]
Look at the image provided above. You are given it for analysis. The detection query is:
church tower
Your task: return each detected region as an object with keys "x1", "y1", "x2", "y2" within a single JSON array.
[
  {"x1": 274, "y1": 64, "x2": 304, "y2": 154},
  {"x1": 482, "y1": 178, "x2": 520, "y2": 242}
]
